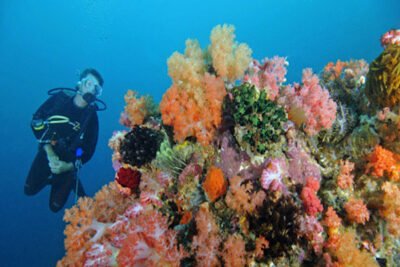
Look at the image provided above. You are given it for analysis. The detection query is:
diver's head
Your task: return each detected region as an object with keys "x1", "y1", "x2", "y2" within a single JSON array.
[{"x1": 76, "y1": 68, "x2": 104, "y2": 105}]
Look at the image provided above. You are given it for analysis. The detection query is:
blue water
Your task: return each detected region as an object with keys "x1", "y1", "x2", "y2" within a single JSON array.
[{"x1": 0, "y1": 0, "x2": 398, "y2": 266}]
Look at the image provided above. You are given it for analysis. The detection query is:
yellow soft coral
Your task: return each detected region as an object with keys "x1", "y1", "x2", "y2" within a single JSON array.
[
  {"x1": 380, "y1": 182, "x2": 400, "y2": 237},
  {"x1": 168, "y1": 39, "x2": 205, "y2": 86},
  {"x1": 121, "y1": 90, "x2": 147, "y2": 126},
  {"x1": 209, "y1": 24, "x2": 252, "y2": 82},
  {"x1": 365, "y1": 44, "x2": 400, "y2": 108},
  {"x1": 329, "y1": 229, "x2": 378, "y2": 267}
]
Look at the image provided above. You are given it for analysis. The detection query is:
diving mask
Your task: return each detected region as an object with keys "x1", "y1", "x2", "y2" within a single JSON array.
[{"x1": 82, "y1": 77, "x2": 103, "y2": 97}]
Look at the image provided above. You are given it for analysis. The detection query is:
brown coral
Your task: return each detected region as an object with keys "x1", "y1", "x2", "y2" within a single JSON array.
[
  {"x1": 365, "y1": 44, "x2": 400, "y2": 108},
  {"x1": 202, "y1": 166, "x2": 228, "y2": 202},
  {"x1": 222, "y1": 234, "x2": 247, "y2": 267},
  {"x1": 337, "y1": 159, "x2": 355, "y2": 190}
]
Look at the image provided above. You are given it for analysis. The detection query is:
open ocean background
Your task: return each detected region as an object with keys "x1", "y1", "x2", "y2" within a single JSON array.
[{"x1": 0, "y1": 0, "x2": 399, "y2": 266}]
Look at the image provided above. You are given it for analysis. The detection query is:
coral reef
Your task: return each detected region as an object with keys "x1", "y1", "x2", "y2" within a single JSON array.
[{"x1": 58, "y1": 26, "x2": 400, "y2": 266}]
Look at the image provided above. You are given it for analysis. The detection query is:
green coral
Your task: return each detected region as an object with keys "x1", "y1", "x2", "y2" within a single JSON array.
[
  {"x1": 230, "y1": 83, "x2": 288, "y2": 155},
  {"x1": 154, "y1": 139, "x2": 194, "y2": 176},
  {"x1": 341, "y1": 115, "x2": 380, "y2": 161}
]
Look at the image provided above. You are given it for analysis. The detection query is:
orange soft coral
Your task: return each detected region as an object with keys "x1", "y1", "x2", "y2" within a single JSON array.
[
  {"x1": 380, "y1": 182, "x2": 400, "y2": 237},
  {"x1": 324, "y1": 60, "x2": 347, "y2": 80},
  {"x1": 57, "y1": 182, "x2": 137, "y2": 266},
  {"x1": 323, "y1": 206, "x2": 342, "y2": 230},
  {"x1": 365, "y1": 145, "x2": 400, "y2": 181},
  {"x1": 254, "y1": 236, "x2": 269, "y2": 259},
  {"x1": 92, "y1": 181, "x2": 138, "y2": 222},
  {"x1": 160, "y1": 73, "x2": 226, "y2": 145},
  {"x1": 161, "y1": 25, "x2": 250, "y2": 144},
  {"x1": 120, "y1": 90, "x2": 147, "y2": 127},
  {"x1": 225, "y1": 175, "x2": 266, "y2": 215},
  {"x1": 209, "y1": 24, "x2": 252, "y2": 82},
  {"x1": 337, "y1": 159, "x2": 355, "y2": 190},
  {"x1": 202, "y1": 166, "x2": 228, "y2": 202},
  {"x1": 323, "y1": 207, "x2": 342, "y2": 251},
  {"x1": 344, "y1": 198, "x2": 370, "y2": 225},
  {"x1": 57, "y1": 197, "x2": 111, "y2": 267}
]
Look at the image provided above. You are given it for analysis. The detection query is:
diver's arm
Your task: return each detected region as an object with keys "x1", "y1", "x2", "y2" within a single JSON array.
[
  {"x1": 43, "y1": 144, "x2": 74, "y2": 174},
  {"x1": 31, "y1": 93, "x2": 60, "y2": 139}
]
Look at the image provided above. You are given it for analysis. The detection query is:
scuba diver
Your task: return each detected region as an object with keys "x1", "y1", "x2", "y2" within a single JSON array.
[{"x1": 25, "y1": 68, "x2": 106, "y2": 212}]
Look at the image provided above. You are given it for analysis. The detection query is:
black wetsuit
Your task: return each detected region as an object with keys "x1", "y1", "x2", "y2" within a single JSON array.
[{"x1": 25, "y1": 91, "x2": 98, "y2": 212}]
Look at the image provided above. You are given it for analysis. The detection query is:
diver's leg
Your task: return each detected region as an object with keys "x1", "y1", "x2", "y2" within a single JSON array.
[
  {"x1": 24, "y1": 148, "x2": 52, "y2": 195},
  {"x1": 49, "y1": 170, "x2": 75, "y2": 212}
]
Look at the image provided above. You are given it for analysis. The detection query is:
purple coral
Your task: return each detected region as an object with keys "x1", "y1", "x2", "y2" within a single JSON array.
[
  {"x1": 287, "y1": 141, "x2": 321, "y2": 184},
  {"x1": 216, "y1": 132, "x2": 243, "y2": 179}
]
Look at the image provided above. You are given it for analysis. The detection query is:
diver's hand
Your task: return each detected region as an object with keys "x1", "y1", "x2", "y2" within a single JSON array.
[{"x1": 49, "y1": 159, "x2": 74, "y2": 174}]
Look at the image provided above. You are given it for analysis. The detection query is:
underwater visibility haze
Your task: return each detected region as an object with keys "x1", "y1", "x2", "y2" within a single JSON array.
[{"x1": 0, "y1": 0, "x2": 400, "y2": 266}]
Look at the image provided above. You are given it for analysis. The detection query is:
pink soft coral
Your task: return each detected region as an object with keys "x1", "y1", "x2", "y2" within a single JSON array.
[
  {"x1": 279, "y1": 68, "x2": 337, "y2": 136},
  {"x1": 243, "y1": 56, "x2": 288, "y2": 100},
  {"x1": 301, "y1": 177, "x2": 323, "y2": 216},
  {"x1": 299, "y1": 215, "x2": 324, "y2": 254},
  {"x1": 192, "y1": 203, "x2": 222, "y2": 266},
  {"x1": 116, "y1": 208, "x2": 187, "y2": 267}
]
